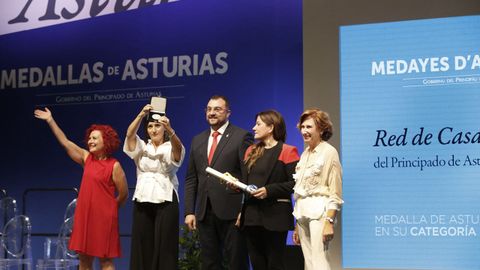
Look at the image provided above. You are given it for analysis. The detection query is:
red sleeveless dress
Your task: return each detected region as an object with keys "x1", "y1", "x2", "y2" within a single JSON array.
[{"x1": 69, "y1": 154, "x2": 121, "y2": 258}]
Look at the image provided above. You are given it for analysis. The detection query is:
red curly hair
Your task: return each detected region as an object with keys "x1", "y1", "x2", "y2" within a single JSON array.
[{"x1": 84, "y1": 124, "x2": 120, "y2": 157}]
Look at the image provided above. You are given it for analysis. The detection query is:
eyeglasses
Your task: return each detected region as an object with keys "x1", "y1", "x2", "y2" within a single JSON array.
[{"x1": 205, "y1": 107, "x2": 227, "y2": 113}]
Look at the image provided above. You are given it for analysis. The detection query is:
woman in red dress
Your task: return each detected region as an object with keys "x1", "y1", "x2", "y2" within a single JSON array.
[{"x1": 35, "y1": 107, "x2": 129, "y2": 270}]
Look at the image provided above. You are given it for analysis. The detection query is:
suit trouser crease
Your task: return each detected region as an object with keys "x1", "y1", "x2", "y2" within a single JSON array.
[{"x1": 197, "y1": 202, "x2": 249, "y2": 270}]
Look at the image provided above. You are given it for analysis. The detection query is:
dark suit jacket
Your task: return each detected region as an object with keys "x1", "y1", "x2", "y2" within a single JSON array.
[
  {"x1": 240, "y1": 142, "x2": 299, "y2": 231},
  {"x1": 184, "y1": 123, "x2": 253, "y2": 221}
]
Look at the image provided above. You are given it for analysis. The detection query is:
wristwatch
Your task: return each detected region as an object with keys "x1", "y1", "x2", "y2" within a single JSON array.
[{"x1": 325, "y1": 216, "x2": 335, "y2": 224}]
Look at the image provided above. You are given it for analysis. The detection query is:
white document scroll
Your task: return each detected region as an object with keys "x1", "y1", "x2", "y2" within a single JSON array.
[{"x1": 205, "y1": 167, "x2": 258, "y2": 194}]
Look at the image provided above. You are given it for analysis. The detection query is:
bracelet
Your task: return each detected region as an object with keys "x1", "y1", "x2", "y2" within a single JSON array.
[
  {"x1": 169, "y1": 130, "x2": 176, "y2": 137},
  {"x1": 325, "y1": 216, "x2": 335, "y2": 224}
]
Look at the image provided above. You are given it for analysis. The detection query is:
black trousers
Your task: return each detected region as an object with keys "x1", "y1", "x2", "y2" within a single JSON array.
[
  {"x1": 129, "y1": 193, "x2": 179, "y2": 270},
  {"x1": 197, "y1": 200, "x2": 249, "y2": 270},
  {"x1": 245, "y1": 226, "x2": 288, "y2": 270}
]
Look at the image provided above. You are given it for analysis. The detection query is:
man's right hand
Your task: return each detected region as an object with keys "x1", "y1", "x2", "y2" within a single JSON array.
[{"x1": 185, "y1": 214, "x2": 197, "y2": 231}]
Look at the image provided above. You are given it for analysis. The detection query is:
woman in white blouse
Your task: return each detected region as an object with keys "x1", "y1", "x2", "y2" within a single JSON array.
[
  {"x1": 292, "y1": 109, "x2": 343, "y2": 270},
  {"x1": 123, "y1": 104, "x2": 185, "y2": 270}
]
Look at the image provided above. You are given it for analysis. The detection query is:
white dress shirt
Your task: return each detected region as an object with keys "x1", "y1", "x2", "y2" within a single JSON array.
[{"x1": 207, "y1": 121, "x2": 229, "y2": 156}]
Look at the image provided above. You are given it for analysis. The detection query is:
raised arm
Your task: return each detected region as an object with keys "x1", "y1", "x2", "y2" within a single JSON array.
[
  {"x1": 125, "y1": 104, "x2": 152, "y2": 152},
  {"x1": 112, "y1": 161, "x2": 129, "y2": 207},
  {"x1": 158, "y1": 115, "x2": 183, "y2": 162},
  {"x1": 34, "y1": 107, "x2": 88, "y2": 165}
]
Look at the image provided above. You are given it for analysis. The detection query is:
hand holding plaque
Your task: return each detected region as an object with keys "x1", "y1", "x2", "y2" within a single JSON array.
[
  {"x1": 205, "y1": 167, "x2": 258, "y2": 194},
  {"x1": 148, "y1": 96, "x2": 167, "y2": 122}
]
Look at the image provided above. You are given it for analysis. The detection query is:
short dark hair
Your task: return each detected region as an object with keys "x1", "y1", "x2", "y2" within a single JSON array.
[
  {"x1": 209, "y1": 95, "x2": 230, "y2": 110},
  {"x1": 142, "y1": 118, "x2": 170, "y2": 143}
]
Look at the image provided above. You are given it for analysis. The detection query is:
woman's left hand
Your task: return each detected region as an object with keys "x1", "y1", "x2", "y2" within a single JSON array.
[
  {"x1": 292, "y1": 224, "x2": 301, "y2": 245},
  {"x1": 322, "y1": 221, "x2": 335, "y2": 243},
  {"x1": 252, "y1": 187, "x2": 268, "y2": 199},
  {"x1": 158, "y1": 116, "x2": 174, "y2": 133}
]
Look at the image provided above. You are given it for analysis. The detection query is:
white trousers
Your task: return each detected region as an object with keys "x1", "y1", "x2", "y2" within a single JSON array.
[{"x1": 297, "y1": 218, "x2": 330, "y2": 270}]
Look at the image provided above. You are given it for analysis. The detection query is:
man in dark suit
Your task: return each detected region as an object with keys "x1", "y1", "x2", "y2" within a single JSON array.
[{"x1": 184, "y1": 95, "x2": 253, "y2": 270}]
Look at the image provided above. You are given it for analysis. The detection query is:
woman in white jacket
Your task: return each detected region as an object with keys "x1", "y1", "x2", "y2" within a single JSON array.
[{"x1": 292, "y1": 109, "x2": 343, "y2": 270}]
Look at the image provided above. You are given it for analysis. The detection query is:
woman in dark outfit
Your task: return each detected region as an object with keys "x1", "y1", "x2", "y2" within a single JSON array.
[{"x1": 237, "y1": 110, "x2": 299, "y2": 270}]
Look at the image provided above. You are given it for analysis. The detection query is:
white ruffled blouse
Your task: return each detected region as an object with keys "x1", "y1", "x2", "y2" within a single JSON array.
[
  {"x1": 123, "y1": 135, "x2": 185, "y2": 203},
  {"x1": 293, "y1": 141, "x2": 343, "y2": 220}
]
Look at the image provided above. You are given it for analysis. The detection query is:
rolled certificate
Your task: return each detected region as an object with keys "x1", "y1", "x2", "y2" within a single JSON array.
[{"x1": 205, "y1": 167, "x2": 258, "y2": 194}]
